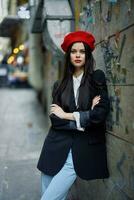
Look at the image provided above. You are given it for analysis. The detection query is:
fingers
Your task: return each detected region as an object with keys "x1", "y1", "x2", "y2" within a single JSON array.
[
  {"x1": 50, "y1": 104, "x2": 58, "y2": 107},
  {"x1": 50, "y1": 104, "x2": 58, "y2": 113},
  {"x1": 49, "y1": 109, "x2": 55, "y2": 115},
  {"x1": 95, "y1": 101, "x2": 99, "y2": 105},
  {"x1": 93, "y1": 95, "x2": 101, "y2": 100},
  {"x1": 49, "y1": 104, "x2": 56, "y2": 115},
  {"x1": 93, "y1": 96, "x2": 101, "y2": 103},
  {"x1": 91, "y1": 96, "x2": 101, "y2": 110},
  {"x1": 49, "y1": 104, "x2": 61, "y2": 115}
]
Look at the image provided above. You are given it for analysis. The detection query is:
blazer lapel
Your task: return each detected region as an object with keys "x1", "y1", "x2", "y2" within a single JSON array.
[
  {"x1": 77, "y1": 76, "x2": 92, "y2": 111},
  {"x1": 69, "y1": 77, "x2": 77, "y2": 111}
]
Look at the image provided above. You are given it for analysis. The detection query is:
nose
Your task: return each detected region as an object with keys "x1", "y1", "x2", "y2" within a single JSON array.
[{"x1": 76, "y1": 52, "x2": 80, "y2": 57}]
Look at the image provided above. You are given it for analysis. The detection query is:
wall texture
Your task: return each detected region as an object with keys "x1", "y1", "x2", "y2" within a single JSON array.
[{"x1": 68, "y1": 0, "x2": 134, "y2": 199}]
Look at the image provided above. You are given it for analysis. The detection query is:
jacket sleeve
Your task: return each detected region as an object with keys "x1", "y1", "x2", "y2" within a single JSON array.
[
  {"x1": 79, "y1": 69, "x2": 110, "y2": 128},
  {"x1": 50, "y1": 113, "x2": 77, "y2": 130},
  {"x1": 50, "y1": 81, "x2": 78, "y2": 131}
]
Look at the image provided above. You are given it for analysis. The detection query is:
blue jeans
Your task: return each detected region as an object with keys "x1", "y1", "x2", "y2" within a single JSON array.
[{"x1": 41, "y1": 149, "x2": 77, "y2": 200}]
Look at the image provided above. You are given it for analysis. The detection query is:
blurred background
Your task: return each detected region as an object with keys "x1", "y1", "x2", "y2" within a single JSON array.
[{"x1": 0, "y1": 0, "x2": 134, "y2": 200}]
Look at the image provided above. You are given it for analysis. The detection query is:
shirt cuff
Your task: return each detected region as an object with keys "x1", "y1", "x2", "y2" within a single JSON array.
[{"x1": 73, "y1": 112, "x2": 85, "y2": 131}]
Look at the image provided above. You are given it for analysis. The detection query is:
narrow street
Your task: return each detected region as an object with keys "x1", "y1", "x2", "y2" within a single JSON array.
[{"x1": 0, "y1": 88, "x2": 48, "y2": 200}]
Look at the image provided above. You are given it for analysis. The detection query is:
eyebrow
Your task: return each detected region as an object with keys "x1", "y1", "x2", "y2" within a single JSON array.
[{"x1": 71, "y1": 48, "x2": 85, "y2": 50}]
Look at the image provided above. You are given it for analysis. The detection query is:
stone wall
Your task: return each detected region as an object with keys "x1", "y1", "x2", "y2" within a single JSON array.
[{"x1": 69, "y1": 0, "x2": 134, "y2": 199}]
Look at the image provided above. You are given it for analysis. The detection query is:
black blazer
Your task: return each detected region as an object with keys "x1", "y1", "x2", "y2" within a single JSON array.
[{"x1": 37, "y1": 69, "x2": 110, "y2": 180}]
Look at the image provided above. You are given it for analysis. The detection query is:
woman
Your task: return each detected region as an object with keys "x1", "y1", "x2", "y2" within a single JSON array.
[{"x1": 37, "y1": 30, "x2": 110, "y2": 200}]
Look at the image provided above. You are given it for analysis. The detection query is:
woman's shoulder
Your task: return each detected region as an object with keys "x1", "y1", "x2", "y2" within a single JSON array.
[
  {"x1": 92, "y1": 69, "x2": 106, "y2": 85},
  {"x1": 53, "y1": 80, "x2": 61, "y2": 89}
]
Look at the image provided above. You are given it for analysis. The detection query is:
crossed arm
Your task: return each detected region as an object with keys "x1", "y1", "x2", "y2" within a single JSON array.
[
  {"x1": 49, "y1": 91, "x2": 109, "y2": 131},
  {"x1": 49, "y1": 70, "x2": 110, "y2": 131},
  {"x1": 50, "y1": 95, "x2": 100, "y2": 118}
]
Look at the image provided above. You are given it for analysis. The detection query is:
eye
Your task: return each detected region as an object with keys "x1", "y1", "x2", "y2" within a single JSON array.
[
  {"x1": 80, "y1": 50, "x2": 85, "y2": 54},
  {"x1": 71, "y1": 49, "x2": 76, "y2": 53}
]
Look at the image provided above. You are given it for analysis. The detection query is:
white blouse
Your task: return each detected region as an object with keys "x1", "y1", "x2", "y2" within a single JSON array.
[{"x1": 72, "y1": 72, "x2": 84, "y2": 131}]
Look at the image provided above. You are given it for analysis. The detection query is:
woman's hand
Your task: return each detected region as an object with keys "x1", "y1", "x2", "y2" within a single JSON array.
[
  {"x1": 50, "y1": 104, "x2": 65, "y2": 119},
  {"x1": 91, "y1": 96, "x2": 101, "y2": 110}
]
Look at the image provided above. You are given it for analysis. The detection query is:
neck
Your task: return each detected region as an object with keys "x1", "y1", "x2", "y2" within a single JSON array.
[{"x1": 73, "y1": 69, "x2": 84, "y2": 77}]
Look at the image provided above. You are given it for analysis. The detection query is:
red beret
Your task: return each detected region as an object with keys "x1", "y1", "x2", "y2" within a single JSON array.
[{"x1": 61, "y1": 30, "x2": 95, "y2": 52}]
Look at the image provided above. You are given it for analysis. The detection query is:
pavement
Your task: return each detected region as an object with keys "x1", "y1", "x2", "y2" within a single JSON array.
[{"x1": 0, "y1": 88, "x2": 49, "y2": 200}]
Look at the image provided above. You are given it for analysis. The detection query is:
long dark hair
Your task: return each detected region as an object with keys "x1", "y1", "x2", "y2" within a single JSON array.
[{"x1": 53, "y1": 42, "x2": 95, "y2": 110}]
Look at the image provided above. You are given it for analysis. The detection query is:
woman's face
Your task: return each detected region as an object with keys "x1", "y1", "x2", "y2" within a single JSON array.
[{"x1": 70, "y1": 42, "x2": 85, "y2": 70}]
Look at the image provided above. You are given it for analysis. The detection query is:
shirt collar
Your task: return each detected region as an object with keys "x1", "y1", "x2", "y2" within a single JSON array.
[{"x1": 73, "y1": 71, "x2": 84, "y2": 82}]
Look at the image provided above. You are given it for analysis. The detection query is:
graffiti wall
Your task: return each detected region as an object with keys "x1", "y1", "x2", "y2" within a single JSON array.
[{"x1": 69, "y1": 0, "x2": 134, "y2": 199}]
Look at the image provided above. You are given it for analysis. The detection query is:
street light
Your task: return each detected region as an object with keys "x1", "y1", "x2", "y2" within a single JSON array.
[
  {"x1": 19, "y1": 44, "x2": 25, "y2": 50},
  {"x1": 13, "y1": 48, "x2": 19, "y2": 54}
]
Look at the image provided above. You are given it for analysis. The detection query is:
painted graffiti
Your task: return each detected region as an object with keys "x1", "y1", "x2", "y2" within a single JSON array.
[
  {"x1": 101, "y1": 34, "x2": 127, "y2": 129},
  {"x1": 101, "y1": 35, "x2": 127, "y2": 84},
  {"x1": 79, "y1": 4, "x2": 95, "y2": 30}
]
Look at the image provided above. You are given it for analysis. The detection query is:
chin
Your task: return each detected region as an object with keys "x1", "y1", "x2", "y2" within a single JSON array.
[
  {"x1": 73, "y1": 63, "x2": 84, "y2": 67},
  {"x1": 74, "y1": 64, "x2": 84, "y2": 69}
]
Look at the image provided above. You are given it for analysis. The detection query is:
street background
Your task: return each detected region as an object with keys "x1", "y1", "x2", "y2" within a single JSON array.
[{"x1": 0, "y1": 88, "x2": 49, "y2": 200}]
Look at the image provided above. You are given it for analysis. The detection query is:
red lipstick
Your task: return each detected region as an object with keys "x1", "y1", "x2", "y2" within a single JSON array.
[{"x1": 75, "y1": 60, "x2": 81, "y2": 63}]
